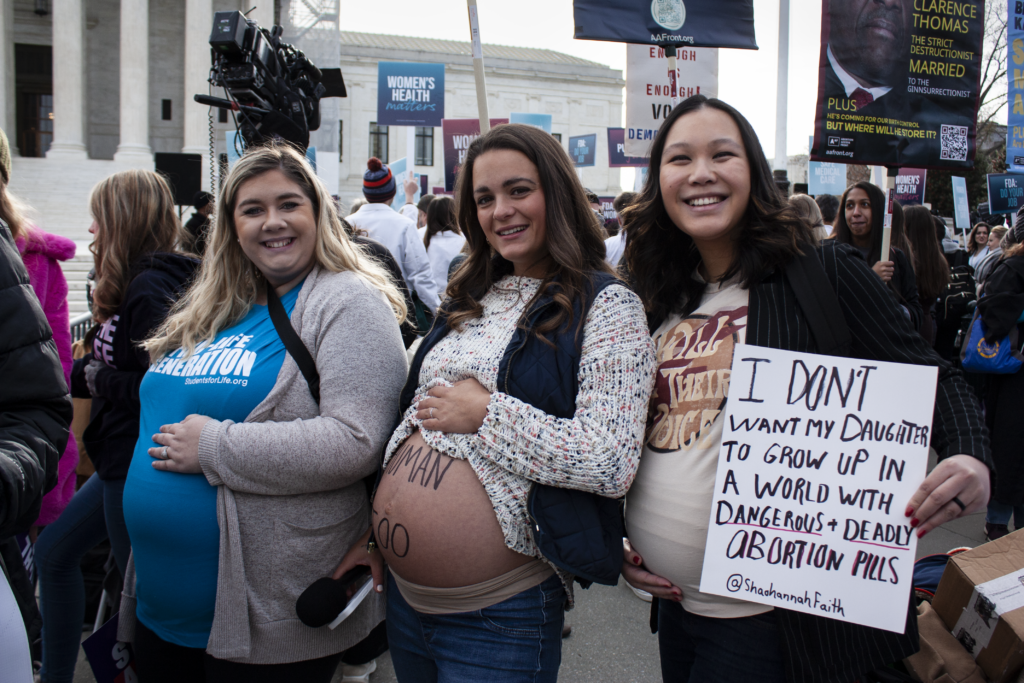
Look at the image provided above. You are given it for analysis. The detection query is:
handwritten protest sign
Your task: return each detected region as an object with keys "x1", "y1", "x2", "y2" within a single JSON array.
[{"x1": 699, "y1": 344, "x2": 937, "y2": 633}]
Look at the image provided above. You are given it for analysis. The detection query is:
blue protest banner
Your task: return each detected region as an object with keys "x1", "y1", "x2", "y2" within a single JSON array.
[
  {"x1": 607, "y1": 128, "x2": 648, "y2": 167},
  {"x1": 572, "y1": 0, "x2": 757, "y2": 49},
  {"x1": 377, "y1": 62, "x2": 445, "y2": 127},
  {"x1": 569, "y1": 134, "x2": 597, "y2": 167},
  {"x1": 952, "y1": 176, "x2": 970, "y2": 231},
  {"x1": 987, "y1": 173, "x2": 1024, "y2": 214},
  {"x1": 82, "y1": 614, "x2": 136, "y2": 683},
  {"x1": 1009, "y1": 3, "x2": 1024, "y2": 172},
  {"x1": 509, "y1": 113, "x2": 553, "y2": 133}
]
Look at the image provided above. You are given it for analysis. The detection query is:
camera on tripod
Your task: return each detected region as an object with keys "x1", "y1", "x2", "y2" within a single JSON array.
[{"x1": 195, "y1": 10, "x2": 346, "y2": 152}]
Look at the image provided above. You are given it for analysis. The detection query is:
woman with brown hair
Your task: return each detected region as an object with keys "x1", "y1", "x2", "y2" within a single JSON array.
[
  {"x1": 967, "y1": 222, "x2": 991, "y2": 269},
  {"x1": 421, "y1": 195, "x2": 465, "y2": 295},
  {"x1": 35, "y1": 169, "x2": 198, "y2": 683},
  {"x1": 618, "y1": 95, "x2": 989, "y2": 683},
  {"x1": 904, "y1": 205, "x2": 951, "y2": 346},
  {"x1": 332, "y1": 123, "x2": 656, "y2": 681}
]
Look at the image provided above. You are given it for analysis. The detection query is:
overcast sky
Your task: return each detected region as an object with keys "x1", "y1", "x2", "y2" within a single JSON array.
[{"x1": 337, "y1": 0, "x2": 826, "y2": 159}]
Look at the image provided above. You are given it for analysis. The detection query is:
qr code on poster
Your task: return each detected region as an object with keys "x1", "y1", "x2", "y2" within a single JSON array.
[{"x1": 940, "y1": 125, "x2": 968, "y2": 161}]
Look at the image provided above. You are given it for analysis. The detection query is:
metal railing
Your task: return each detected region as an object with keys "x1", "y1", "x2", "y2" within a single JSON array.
[{"x1": 70, "y1": 312, "x2": 93, "y2": 343}]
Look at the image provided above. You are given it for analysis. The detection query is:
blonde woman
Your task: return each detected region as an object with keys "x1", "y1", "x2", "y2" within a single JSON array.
[
  {"x1": 118, "y1": 143, "x2": 408, "y2": 682},
  {"x1": 36, "y1": 169, "x2": 197, "y2": 683}
]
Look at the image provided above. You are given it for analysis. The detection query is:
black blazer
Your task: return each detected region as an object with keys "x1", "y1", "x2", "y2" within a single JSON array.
[{"x1": 747, "y1": 241, "x2": 991, "y2": 683}]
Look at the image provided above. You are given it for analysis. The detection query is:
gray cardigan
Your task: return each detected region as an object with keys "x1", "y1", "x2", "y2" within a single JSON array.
[{"x1": 119, "y1": 266, "x2": 408, "y2": 663}]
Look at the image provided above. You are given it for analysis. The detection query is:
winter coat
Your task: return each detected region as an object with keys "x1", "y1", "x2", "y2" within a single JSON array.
[
  {"x1": 75, "y1": 253, "x2": 198, "y2": 480},
  {"x1": 0, "y1": 220, "x2": 72, "y2": 538},
  {"x1": 17, "y1": 229, "x2": 79, "y2": 525}
]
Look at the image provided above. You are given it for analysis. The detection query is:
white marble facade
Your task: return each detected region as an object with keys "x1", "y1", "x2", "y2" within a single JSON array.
[{"x1": 2, "y1": 1, "x2": 625, "y2": 241}]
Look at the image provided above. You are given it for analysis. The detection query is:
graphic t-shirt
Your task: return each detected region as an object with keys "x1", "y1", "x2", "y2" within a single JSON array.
[
  {"x1": 625, "y1": 277, "x2": 769, "y2": 618},
  {"x1": 122, "y1": 285, "x2": 301, "y2": 648}
]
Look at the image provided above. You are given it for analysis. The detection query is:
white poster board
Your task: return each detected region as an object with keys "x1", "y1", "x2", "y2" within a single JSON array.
[
  {"x1": 624, "y1": 44, "x2": 718, "y2": 157},
  {"x1": 699, "y1": 344, "x2": 937, "y2": 633}
]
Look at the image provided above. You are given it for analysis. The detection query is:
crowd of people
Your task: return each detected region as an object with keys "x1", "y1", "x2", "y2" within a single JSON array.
[{"x1": 0, "y1": 91, "x2": 1014, "y2": 683}]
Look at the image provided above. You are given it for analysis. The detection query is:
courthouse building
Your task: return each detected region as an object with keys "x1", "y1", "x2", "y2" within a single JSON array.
[{"x1": 1, "y1": 0, "x2": 625, "y2": 244}]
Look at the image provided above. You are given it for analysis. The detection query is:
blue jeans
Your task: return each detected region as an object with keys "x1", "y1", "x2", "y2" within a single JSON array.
[
  {"x1": 657, "y1": 599, "x2": 786, "y2": 683},
  {"x1": 386, "y1": 572, "x2": 565, "y2": 683},
  {"x1": 35, "y1": 474, "x2": 132, "y2": 683},
  {"x1": 986, "y1": 500, "x2": 1024, "y2": 527}
]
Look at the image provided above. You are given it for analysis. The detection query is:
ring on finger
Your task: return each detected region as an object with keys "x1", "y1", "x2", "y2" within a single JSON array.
[
  {"x1": 163, "y1": 446, "x2": 169, "y2": 459},
  {"x1": 951, "y1": 496, "x2": 967, "y2": 512},
  {"x1": 430, "y1": 407, "x2": 435, "y2": 419}
]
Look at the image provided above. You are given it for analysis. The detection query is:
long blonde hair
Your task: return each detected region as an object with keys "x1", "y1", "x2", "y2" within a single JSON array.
[
  {"x1": 145, "y1": 142, "x2": 407, "y2": 360},
  {"x1": 90, "y1": 170, "x2": 180, "y2": 322},
  {"x1": 0, "y1": 180, "x2": 32, "y2": 242}
]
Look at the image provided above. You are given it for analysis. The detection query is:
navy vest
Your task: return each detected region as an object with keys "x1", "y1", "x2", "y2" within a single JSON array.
[{"x1": 397, "y1": 271, "x2": 625, "y2": 586}]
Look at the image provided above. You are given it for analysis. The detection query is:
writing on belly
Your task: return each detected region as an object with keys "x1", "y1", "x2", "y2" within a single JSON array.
[
  {"x1": 384, "y1": 439, "x2": 455, "y2": 491},
  {"x1": 648, "y1": 307, "x2": 747, "y2": 453}
]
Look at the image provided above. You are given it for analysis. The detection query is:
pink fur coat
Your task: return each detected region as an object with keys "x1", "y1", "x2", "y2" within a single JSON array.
[{"x1": 17, "y1": 228, "x2": 79, "y2": 526}]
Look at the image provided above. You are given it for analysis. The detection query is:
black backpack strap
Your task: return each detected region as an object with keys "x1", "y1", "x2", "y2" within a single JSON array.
[
  {"x1": 266, "y1": 286, "x2": 321, "y2": 404},
  {"x1": 784, "y1": 247, "x2": 852, "y2": 357}
]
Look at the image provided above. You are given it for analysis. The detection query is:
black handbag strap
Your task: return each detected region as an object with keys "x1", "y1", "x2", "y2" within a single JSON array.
[
  {"x1": 266, "y1": 286, "x2": 321, "y2": 404},
  {"x1": 784, "y1": 247, "x2": 852, "y2": 357}
]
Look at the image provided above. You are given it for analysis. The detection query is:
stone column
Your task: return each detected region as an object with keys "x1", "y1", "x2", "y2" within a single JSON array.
[
  {"x1": 183, "y1": 0, "x2": 213, "y2": 190},
  {"x1": 0, "y1": 1, "x2": 16, "y2": 151},
  {"x1": 114, "y1": 0, "x2": 153, "y2": 164},
  {"x1": 47, "y1": 0, "x2": 89, "y2": 159}
]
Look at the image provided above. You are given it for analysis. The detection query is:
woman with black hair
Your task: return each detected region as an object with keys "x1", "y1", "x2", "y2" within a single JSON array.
[
  {"x1": 332, "y1": 123, "x2": 656, "y2": 681},
  {"x1": 619, "y1": 95, "x2": 990, "y2": 683},
  {"x1": 904, "y1": 205, "x2": 952, "y2": 347},
  {"x1": 833, "y1": 183, "x2": 923, "y2": 331}
]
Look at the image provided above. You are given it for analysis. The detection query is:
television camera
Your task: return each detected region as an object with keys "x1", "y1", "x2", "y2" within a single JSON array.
[{"x1": 194, "y1": 11, "x2": 346, "y2": 152}]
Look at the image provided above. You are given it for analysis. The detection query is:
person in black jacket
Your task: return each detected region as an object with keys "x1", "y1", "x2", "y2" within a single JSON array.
[
  {"x1": 619, "y1": 95, "x2": 990, "y2": 683},
  {"x1": 34, "y1": 170, "x2": 197, "y2": 683},
  {"x1": 834, "y1": 182, "x2": 924, "y2": 331},
  {"x1": 977, "y1": 238, "x2": 1024, "y2": 541},
  {"x1": 183, "y1": 191, "x2": 213, "y2": 257},
  {"x1": 0, "y1": 216, "x2": 72, "y2": 681}
]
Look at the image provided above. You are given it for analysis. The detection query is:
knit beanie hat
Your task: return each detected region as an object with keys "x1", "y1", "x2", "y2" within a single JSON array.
[
  {"x1": 363, "y1": 158, "x2": 396, "y2": 202},
  {"x1": 0, "y1": 128, "x2": 11, "y2": 185}
]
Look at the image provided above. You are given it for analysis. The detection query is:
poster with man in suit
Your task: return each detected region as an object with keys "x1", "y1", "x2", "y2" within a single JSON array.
[{"x1": 810, "y1": 0, "x2": 984, "y2": 169}]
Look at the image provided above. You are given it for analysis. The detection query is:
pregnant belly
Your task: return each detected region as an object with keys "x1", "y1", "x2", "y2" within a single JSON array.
[{"x1": 373, "y1": 430, "x2": 531, "y2": 587}]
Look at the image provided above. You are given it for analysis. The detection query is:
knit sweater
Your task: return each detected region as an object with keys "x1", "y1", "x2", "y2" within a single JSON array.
[
  {"x1": 17, "y1": 229, "x2": 78, "y2": 526},
  {"x1": 383, "y1": 275, "x2": 657, "y2": 601},
  {"x1": 119, "y1": 266, "x2": 408, "y2": 663}
]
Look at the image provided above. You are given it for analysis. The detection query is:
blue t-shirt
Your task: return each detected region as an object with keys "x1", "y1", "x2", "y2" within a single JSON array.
[{"x1": 123, "y1": 285, "x2": 301, "y2": 648}]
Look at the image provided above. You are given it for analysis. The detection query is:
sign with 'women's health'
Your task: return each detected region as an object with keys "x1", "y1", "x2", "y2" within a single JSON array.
[{"x1": 377, "y1": 62, "x2": 445, "y2": 127}]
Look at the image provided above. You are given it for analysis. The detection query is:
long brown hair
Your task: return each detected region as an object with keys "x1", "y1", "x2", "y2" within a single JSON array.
[
  {"x1": 447, "y1": 123, "x2": 612, "y2": 338},
  {"x1": 621, "y1": 95, "x2": 815, "y2": 325},
  {"x1": 423, "y1": 195, "x2": 460, "y2": 249},
  {"x1": 89, "y1": 170, "x2": 180, "y2": 322},
  {"x1": 903, "y1": 205, "x2": 950, "y2": 303},
  {"x1": 966, "y1": 222, "x2": 990, "y2": 256}
]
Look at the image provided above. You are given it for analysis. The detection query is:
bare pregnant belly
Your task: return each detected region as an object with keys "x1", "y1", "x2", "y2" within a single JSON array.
[{"x1": 373, "y1": 430, "x2": 531, "y2": 587}]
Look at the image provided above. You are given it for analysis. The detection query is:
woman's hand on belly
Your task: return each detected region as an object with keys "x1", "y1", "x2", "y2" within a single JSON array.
[
  {"x1": 332, "y1": 526, "x2": 386, "y2": 595},
  {"x1": 622, "y1": 538, "x2": 682, "y2": 602},
  {"x1": 149, "y1": 414, "x2": 212, "y2": 474},
  {"x1": 415, "y1": 378, "x2": 491, "y2": 434}
]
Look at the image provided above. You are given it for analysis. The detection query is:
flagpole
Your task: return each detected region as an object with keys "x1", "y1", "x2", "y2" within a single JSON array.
[{"x1": 467, "y1": 0, "x2": 490, "y2": 134}]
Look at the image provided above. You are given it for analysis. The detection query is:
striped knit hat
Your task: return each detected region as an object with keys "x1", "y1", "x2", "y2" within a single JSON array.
[{"x1": 363, "y1": 157, "x2": 396, "y2": 202}]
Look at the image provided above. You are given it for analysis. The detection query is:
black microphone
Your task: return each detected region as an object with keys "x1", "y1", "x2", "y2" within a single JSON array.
[{"x1": 295, "y1": 567, "x2": 371, "y2": 627}]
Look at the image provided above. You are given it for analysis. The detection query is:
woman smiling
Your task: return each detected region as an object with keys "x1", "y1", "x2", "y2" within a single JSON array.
[
  {"x1": 620, "y1": 96, "x2": 990, "y2": 683},
  {"x1": 118, "y1": 143, "x2": 408, "y2": 682},
  {"x1": 333, "y1": 123, "x2": 656, "y2": 682}
]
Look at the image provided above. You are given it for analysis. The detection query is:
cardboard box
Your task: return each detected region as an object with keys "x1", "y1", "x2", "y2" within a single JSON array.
[{"x1": 932, "y1": 529, "x2": 1024, "y2": 683}]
